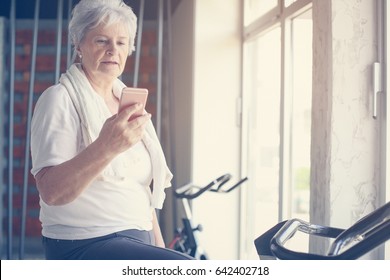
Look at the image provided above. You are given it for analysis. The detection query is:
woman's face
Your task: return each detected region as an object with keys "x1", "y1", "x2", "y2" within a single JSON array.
[{"x1": 78, "y1": 22, "x2": 130, "y2": 85}]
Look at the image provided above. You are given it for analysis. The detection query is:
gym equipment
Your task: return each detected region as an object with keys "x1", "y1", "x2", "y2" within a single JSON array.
[
  {"x1": 254, "y1": 201, "x2": 390, "y2": 259},
  {"x1": 169, "y1": 174, "x2": 248, "y2": 259}
]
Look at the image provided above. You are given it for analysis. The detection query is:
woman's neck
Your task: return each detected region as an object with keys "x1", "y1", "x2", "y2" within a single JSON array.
[
  {"x1": 85, "y1": 73, "x2": 119, "y2": 114},
  {"x1": 88, "y1": 77, "x2": 114, "y2": 99},
  {"x1": 81, "y1": 65, "x2": 115, "y2": 99}
]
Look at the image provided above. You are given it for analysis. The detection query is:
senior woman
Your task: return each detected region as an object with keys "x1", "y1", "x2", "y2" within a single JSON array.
[{"x1": 30, "y1": 0, "x2": 192, "y2": 260}]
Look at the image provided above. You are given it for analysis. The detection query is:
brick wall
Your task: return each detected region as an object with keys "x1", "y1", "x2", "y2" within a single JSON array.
[{"x1": 3, "y1": 19, "x2": 158, "y2": 238}]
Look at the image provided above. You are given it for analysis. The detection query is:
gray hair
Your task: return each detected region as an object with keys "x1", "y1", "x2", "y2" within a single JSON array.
[{"x1": 69, "y1": 0, "x2": 137, "y2": 61}]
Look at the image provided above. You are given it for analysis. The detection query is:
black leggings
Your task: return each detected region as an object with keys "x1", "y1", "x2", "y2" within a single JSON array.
[{"x1": 43, "y1": 229, "x2": 193, "y2": 260}]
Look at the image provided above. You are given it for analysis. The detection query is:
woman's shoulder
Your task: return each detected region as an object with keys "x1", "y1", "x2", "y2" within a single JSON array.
[
  {"x1": 38, "y1": 83, "x2": 70, "y2": 104},
  {"x1": 34, "y1": 83, "x2": 77, "y2": 117}
]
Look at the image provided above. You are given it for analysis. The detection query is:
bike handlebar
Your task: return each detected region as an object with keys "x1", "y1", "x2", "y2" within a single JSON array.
[
  {"x1": 209, "y1": 176, "x2": 248, "y2": 193},
  {"x1": 255, "y1": 201, "x2": 390, "y2": 260},
  {"x1": 174, "y1": 174, "x2": 248, "y2": 200}
]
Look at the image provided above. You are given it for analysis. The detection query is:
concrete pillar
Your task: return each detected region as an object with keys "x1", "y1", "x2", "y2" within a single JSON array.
[{"x1": 311, "y1": 0, "x2": 379, "y2": 258}]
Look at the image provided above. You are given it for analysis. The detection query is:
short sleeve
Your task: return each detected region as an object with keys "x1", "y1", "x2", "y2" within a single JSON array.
[{"x1": 30, "y1": 84, "x2": 82, "y2": 176}]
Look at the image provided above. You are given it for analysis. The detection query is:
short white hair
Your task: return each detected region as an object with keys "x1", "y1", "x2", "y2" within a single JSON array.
[{"x1": 69, "y1": 0, "x2": 137, "y2": 60}]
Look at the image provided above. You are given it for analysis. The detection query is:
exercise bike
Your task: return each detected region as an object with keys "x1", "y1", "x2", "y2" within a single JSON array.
[
  {"x1": 254, "y1": 201, "x2": 390, "y2": 259},
  {"x1": 168, "y1": 173, "x2": 248, "y2": 260}
]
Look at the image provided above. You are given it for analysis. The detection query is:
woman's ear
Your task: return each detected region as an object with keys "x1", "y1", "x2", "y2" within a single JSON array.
[
  {"x1": 75, "y1": 46, "x2": 82, "y2": 59},
  {"x1": 74, "y1": 46, "x2": 83, "y2": 61}
]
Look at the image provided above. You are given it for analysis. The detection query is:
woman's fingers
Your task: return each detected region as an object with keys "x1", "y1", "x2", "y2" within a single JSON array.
[
  {"x1": 117, "y1": 103, "x2": 143, "y2": 122},
  {"x1": 127, "y1": 112, "x2": 151, "y2": 128},
  {"x1": 97, "y1": 107, "x2": 151, "y2": 156},
  {"x1": 116, "y1": 103, "x2": 152, "y2": 129}
]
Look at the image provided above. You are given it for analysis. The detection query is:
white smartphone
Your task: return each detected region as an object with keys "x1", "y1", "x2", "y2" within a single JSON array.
[{"x1": 118, "y1": 87, "x2": 148, "y2": 120}]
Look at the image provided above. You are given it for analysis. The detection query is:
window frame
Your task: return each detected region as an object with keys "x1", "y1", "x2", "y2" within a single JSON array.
[
  {"x1": 241, "y1": 0, "x2": 389, "y2": 261},
  {"x1": 240, "y1": 0, "x2": 313, "y2": 259}
]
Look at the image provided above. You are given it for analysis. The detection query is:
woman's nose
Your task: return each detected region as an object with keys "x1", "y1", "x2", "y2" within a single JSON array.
[{"x1": 106, "y1": 43, "x2": 118, "y2": 55}]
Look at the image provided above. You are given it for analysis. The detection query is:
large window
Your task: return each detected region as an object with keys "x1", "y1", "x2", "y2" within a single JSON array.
[
  {"x1": 241, "y1": 0, "x2": 312, "y2": 259},
  {"x1": 242, "y1": 0, "x2": 389, "y2": 261},
  {"x1": 243, "y1": 28, "x2": 281, "y2": 257},
  {"x1": 290, "y1": 9, "x2": 312, "y2": 225}
]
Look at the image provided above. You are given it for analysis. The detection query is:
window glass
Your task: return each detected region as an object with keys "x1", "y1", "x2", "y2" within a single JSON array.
[
  {"x1": 287, "y1": 9, "x2": 313, "y2": 252},
  {"x1": 242, "y1": 4, "x2": 313, "y2": 258},
  {"x1": 244, "y1": 27, "x2": 281, "y2": 259},
  {"x1": 285, "y1": 0, "x2": 297, "y2": 7}
]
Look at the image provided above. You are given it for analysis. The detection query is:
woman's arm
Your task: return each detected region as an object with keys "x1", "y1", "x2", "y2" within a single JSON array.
[
  {"x1": 35, "y1": 138, "x2": 114, "y2": 206},
  {"x1": 152, "y1": 210, "x2": 166, "y2": 248},
  {"x1": 35, "y1": 105, "x2": 151, "y2": 206}
]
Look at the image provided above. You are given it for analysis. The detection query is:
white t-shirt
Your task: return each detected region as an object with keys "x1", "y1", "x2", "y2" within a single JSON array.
[{"x1": 31, "y1": 83, "x2": 154, "y2": 240}]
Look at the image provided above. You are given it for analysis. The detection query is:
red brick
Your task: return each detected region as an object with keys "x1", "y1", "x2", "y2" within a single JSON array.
[
  {"x1": 13, "y1": 100, "x2": 27, "y2": 116},
  {"x1": 124, "y1": 57, "x2": 156, "y2": 75},
  {"x1": 12, "y1": 146, "x2": 25, "y2": 159},
  {"x1": 16, "y1": 29, "x2": 68, "y2": 46},
  {"x1": 3, "y1": 190, "x2": 39, "y2": 208},
  {"x1": 26, "y1": 217, "x2": 42, "y2": 236},
  {"x1": 145, "y1": 103, "x2": 156, "y2": 116},
  {"x1": 14, "y1": 123, "x2": 28, "y2": 138},
  {"x1": 141, "y1": 45, "x2": 152, "y2": 56},
  {"x1": 38, "y1": 29, "x2": 68, "y2": 45},
  {"x1": 4, "y1": 216, "x2": 42, "y2": 237},
  {"x1": 35, "y1": 54, "x2": 68, "y2": 72},
  {"x1": 15, "y1": 55, "x2": 31, "y2": 72},
  {"x1": 23, "y1": 44, "x2": 32, "y2": 56},
  {"x1": 123, "y1": 59, "x2": 135, "y2": 72},
  {"x1": 15, "y1": 54, "x2": 68, "y2": 72},
  {"x1": 139, "y1": 57, "x2": 157, "y2": 74},
  {"x1": 16, "y1": 30, "x2": 32, "y2": 45},
  {"x1": 14, "y1": 81, "x2": 53, "y2": 95},
  {"x1": 141, "y1": 30, "x2": 157, "y2": 45},
  {"x1": 6, "y1": 193, "x2": 40, "y2": 210},
  {"x1": 10, "y1": 167, "x2": 35, "y2": 186}
]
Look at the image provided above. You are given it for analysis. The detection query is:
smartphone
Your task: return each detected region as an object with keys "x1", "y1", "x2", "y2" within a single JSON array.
[{"x1": 118, "y1": 87, "x2": 148, "y2": 121}]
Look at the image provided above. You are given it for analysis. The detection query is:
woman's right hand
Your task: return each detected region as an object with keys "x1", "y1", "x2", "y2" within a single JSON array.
[
  {"x1": 97, "y1": 103, "x2": 151, "y2": 157},
  {"x1": 35, "y1": 103, "x2": 152, "y2": 206}
]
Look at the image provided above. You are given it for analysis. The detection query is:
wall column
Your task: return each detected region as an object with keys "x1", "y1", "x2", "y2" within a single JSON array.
[{"x1": 311, "y1": 0, "x2": 379, "y2": 258}]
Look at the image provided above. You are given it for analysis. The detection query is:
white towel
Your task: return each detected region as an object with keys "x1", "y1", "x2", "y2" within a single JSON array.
[{"x1": 59, "y1": 63, "x2": 172, "y2": 209}]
